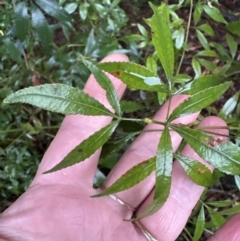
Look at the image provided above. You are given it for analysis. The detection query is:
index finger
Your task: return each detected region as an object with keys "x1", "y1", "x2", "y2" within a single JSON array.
[{"x1": 32, "y1": 53, "x2": 128, "y2": 186}]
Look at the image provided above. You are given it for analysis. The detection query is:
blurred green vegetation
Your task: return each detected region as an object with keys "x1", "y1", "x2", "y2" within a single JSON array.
[{"x1": 1, "y1": 0, "x2": 240, "y2": 239}]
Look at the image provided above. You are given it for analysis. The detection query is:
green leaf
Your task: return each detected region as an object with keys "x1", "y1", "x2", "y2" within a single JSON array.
[
  {"x1": 150, "y1": 3, "x2": 174, "y2": 79},
  {"x1": 3, "y1": 84, "x2": 114, "y2": 117},
  {"x1": 31, "y1": 6, "x2": 53, "y2": 46},
  {"x1": 226, "y1": 33, "x2": 237, "y2": 59},
  {"x1": 197, "y1": 23, "x2": 214, "y2": 36},
  {"x1": 175, "y1": 153, "x2": 212, "y2": 187},
  {"x1": 193, "y1": 206, "x2": 205, "y2": 241},
  {"x1": 192, "y1": 58, "x2": 201, "y2": 79},
  {"x1": 5, "y1": 41, "x2": 23, "y2": 64},
  {"x1": 203, "y1": 5, "x2": 227, "y2": 24},
  {"x1": 169, "y1": 82, "x2": 231, "y2": 122},
  {"x1": 218, "y1": 205, "x2": 240, "y2": 216},
  {"x1": 219, "y1": 92, "x2": 239, "y2": 118},
  {"x1": 197, "y1": 50, "x2": 218, "y2": 58},
  {"x1": 196, "y1": 30, "x2": 209, "y2": 50},
  {"x1": 79, "y1": 3, "x2": 88, "y2": 21},
  {"x1": 98, "y1": 62, "x2": 168, "y2": 93},
  {"x1": 227, "y1": 21, "x2": 240, "y2": 36},
  {"x1": 137, "y1": 128, "x2": 172, "y2": 219},
  {"x1": 171, "y1": 126, "x2": 240, "y2": 175},
  {"x1": 234, "y1": 175, "x2": 240, "y2": 191},
  {"x1": 120, "y1": 100, "x2": 142, "y2": 113},
  {"x1": 64, "y1": 3, "x2": 78, "y2": 14},
  {"x1": 82, "y1": 60, "x2": 121, "y2": 116},
  {"x1": 84, "y1": 29, "x2": 97, "y2": 56},
  {"x1": 35, "y1": 0, "x2": 71, "y2": 23},
  {"x1": 193, "y1": 2, "x2": 203, "y2": 25},
  {"x1": 14, "y1": 2, "x2": 30, "y2": 41},
  {"x1": 173, "y1": 27, "x2": 185, "y2": 49},
  {"x1": 92, "y1": 157, "x2": 156, "y2": 197},
  {"x1": 206, "y1": 206, "x2": 226, "y2": 228},
  {"x1": 178, "y1": 75, "x2": 222, "y2": 95},
  {"x1": 146, "y1": 56, "x2": 158, "y2": 75},
  {"x1": 197, "y1": 58, "x2": 217, "y2": 72},
  {"x1": 207, "y1": 200, "x2": 233, "y2": 208},
  {"x1": 44, "y1": 121, "x2": 119, "y2": 173}
]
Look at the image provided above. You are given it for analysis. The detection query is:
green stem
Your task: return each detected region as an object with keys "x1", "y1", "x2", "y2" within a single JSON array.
[
  {"x1": 176, "y1": 0, "x2": 193, "y2": 75},
  {"x1": 119, "y1": 117, "x2": 145, "y2": 122}
]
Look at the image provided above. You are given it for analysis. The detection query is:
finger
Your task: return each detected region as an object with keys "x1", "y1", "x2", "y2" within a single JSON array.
[
  {"x1": 137, "y1": 116, "x2": 228, "y2": 241},
  {"x1": 32, "y1": 53, "x2": 128, "y2": 186},
  {"x1": 102, "y1": 95, "x2": 199, "y2": 208},
  {"x1": 207, "y1": 213, "x2": 240, "y2": 241}
]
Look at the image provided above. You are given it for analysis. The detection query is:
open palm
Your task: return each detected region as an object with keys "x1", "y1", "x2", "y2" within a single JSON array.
[{"x1": 0, "y1": 53, "x2": 239, "y2": 241}]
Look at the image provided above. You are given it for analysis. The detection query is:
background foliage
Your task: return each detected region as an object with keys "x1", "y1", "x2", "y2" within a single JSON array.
[{"x1": 1, "y1": 0, "x2": 240, "y2": 240}]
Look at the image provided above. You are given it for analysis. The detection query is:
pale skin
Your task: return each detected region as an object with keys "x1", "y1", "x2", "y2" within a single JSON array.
[{"x1": 0, "y1": 53, "x2": 239, "y2": 241}]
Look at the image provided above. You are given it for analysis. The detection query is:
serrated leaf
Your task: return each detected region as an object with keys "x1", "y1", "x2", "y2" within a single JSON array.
[
  {"x1": 196, "y1": 29, "x2": 209, "y2": 50},
  {"x1": 169, "y1": 82, "x2": 231, "y2": 122},
  {"x1": 227, "y1": 21, "x2": 240, "y2": 36},
  {"x1": 219, "y1": 92, "x2": 239, "y2": 118},
  {"x1": 171, "y1": 126, "x2": 240, "y2": 175},
  {"x1": 193, "y1": 206, "x2": 205, "y2": 241},
  {"x1": 150, "y1": 3, "x2": 174, "y2": 80},
  {"x1": 136, "y1": 128, "x2": 172, "y2": 219},
  {"x1": 82, "y1": 60, "x2": 121, "y2": 116},
  {"x1": 14, "y1": 2, "x2": 30, "y2": 41},
  {"x1": 31, "y1": 6, "x2": 53, "y2": 46},
  {"x1": 197, "y1": 23, "x2": 214, "y2": 36},
  {"x1": 226, "y1": 33, "x2": 237, "y2": 59},
  {"x1": 92, "y1": 157, "x2": 156, "y2": 197},
  {"x1": 178, "y1": 75, "x2": 222, "y2": 95},
  {"x1": 98, "y1": 62, "x2": 168, "y2": 93},
  {"x1": 203, "y1": 5, "x2": 227, "y2": 24},
  {"x1": 44, "y1": 121, "x2": 119, "y2": 173},
  {"x1": 84, "y1": 29, "x2": 97, "y2": 56},
  {"x1": 3, "y1": 84, "x2": 114, "y2": 117},
  {"x1": 35, "y1": 0, "x2": 71, "y2": 23},
  {"x1": 120, "y1": 100, "x2": 142, "y2": 113},
  {"x1": 175, "y1": 153, "x2": 212, "y2": 187}
]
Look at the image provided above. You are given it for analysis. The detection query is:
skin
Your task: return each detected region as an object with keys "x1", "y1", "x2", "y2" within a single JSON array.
[{"x1": 0, "y1": 53, "x2": 239, "y2": 241}]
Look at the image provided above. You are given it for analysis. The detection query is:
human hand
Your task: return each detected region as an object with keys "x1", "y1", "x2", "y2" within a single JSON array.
[{"x1": 0, "y1": 53, "x2": 239, "y2": 241}]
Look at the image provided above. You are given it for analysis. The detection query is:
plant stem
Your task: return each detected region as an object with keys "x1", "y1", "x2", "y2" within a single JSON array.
[
  {"x1": 119, "y1": 117, "x2": 145, "y2": 122},
  {"x1": 176, "y1": 0, "x2": 193, "y2": 75}
]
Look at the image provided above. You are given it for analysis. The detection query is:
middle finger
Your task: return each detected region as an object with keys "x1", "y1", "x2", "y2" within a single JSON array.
[{"x1": 102, "y1": 95, "x2": 199, "y2": 209}]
